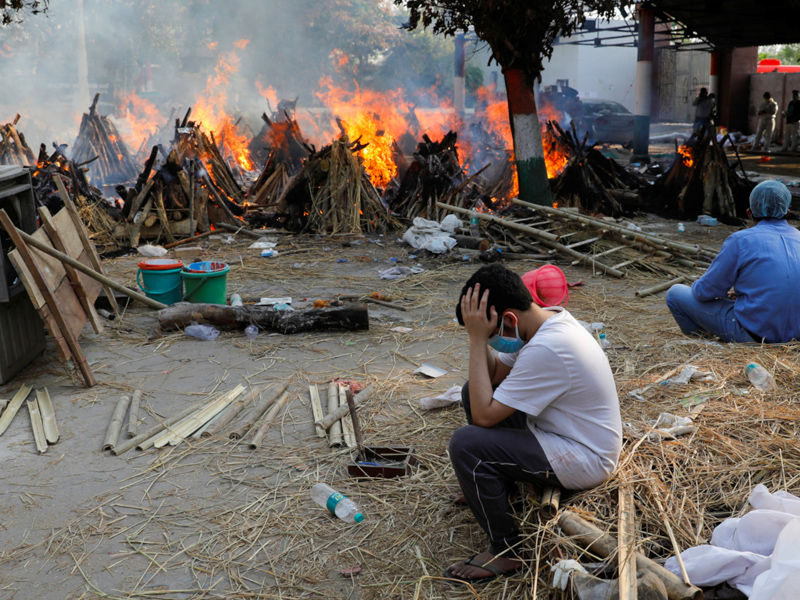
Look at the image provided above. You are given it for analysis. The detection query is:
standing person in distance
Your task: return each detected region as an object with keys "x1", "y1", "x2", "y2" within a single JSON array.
[
  {"x1": 781, "y1": 89, "x2": 800, "y2": 153},
  {"x1": 754, "y1": 91, "x2": 779, "y2": 153},
  {"x1": 692, "y1": 87, "x2": 716, "y2": 134},
  {"x1": 444, "y1": 264, "x2": 622, "y2": 584}
]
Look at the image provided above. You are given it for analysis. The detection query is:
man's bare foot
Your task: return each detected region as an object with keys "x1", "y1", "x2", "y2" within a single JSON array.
[{"x1": 445, "y1": 551, "x2": 524, "y2": 582}]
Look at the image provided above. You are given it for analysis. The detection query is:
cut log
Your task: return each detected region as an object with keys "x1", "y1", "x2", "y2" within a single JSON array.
[{"x1": 158, "y1": 303, "x2": 369, "y2": 334}]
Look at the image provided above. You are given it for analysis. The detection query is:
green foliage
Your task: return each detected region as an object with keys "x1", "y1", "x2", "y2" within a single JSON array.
[
  {"x1": 465, "y1": 62, "x2": 483, "y2": 95},
  {"x1": 0, "y1": 0, "x2": 47, "y2": 25},
  {"x1": 396, "y1": 0, "x2": 627, "y2": 84}
]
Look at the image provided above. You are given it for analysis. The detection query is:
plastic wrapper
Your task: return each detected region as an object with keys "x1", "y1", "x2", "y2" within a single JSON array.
[{"x1": 185, "y1": 322, "x2": 220, "y2": 341}]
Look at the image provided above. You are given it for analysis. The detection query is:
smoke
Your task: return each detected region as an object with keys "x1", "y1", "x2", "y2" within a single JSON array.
[{"x1": 0, "y1": 0, "x2": 455, "y2": 159}]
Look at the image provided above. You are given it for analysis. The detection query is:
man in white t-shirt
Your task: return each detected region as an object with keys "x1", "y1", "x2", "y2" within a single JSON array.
[{"x1": 444, "y1": 264, "x2": 622, "y2": 584}]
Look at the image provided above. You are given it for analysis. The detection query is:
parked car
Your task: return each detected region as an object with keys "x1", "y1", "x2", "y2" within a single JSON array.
[{"x1": 581, "y1": 99, "x2": 635, "y2": 144}]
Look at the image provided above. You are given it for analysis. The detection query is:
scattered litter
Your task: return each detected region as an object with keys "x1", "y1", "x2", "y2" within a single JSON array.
[
  {"x1": 184, "y1": 322, "x2": 220, "y2": 341},
  {"x1": 420, "y1": 385, "x2": 462, "y2": 410},
  {"x1": 248, "y1": 238, "x2": 277, "y2": 249},
  {"x1": 339, "y1": 565, "x2": 362, "y2": 578},
  {"x1": 337, "y1": 258, "x2": 349, "y2": 263},
  {"x1": 413, "y1": 363, "x2": 448, "y2": 378},
  {"x1": 401, "y1": 216, "x2": 459, "y2": 254},
  {"x1": 390, "y1": 326, "x2": 413, "y2": 334},
  {"x1": 256, "y1": 297, "x2": 292, "y2": 306},
  {"x1": 648, "y1": 412, "x2": 695, "y2": 441},
  {"x1": 697, "y1": 215, "x2": 718, "y2": 226},
  {"x1": 261, "y1": 249, "x2": 279, "y2": 258},
  {"x1": 273, "y1": 303, "x2": 294, "y2": 311},
  {"x1": 379, "y1": 266, "x2": 424, "y2": 280},
  {"x1": 137, "y1": 244, "x2": 168, "y2": 257},
  {"x1": 662, "y1": 365, "x2": 714, "y2": 385},
  {"x1": 551, "y1": 559, "x2": 588, "y2": 591}
]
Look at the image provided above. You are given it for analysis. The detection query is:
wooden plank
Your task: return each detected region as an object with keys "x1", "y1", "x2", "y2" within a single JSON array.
[
  {"x1": 0, "y1": 210, "x2": 95, "y2": 387},
  {"x1": 38, "y1": 206, "x2": 103, "y2": 334}
]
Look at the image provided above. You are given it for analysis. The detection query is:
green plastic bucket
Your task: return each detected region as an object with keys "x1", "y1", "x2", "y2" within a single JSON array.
[
  {"x1": 137, "y1": 259, "x2": 184, "y2": 306},
  {"x1": 181, "y1": 263, "x2": 230, "y2": 304}
]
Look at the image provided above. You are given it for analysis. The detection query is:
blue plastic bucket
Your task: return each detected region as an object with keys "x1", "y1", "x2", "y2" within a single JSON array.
[{"x1": 137, "y1": 259, "x2": 184, "y2": 305}]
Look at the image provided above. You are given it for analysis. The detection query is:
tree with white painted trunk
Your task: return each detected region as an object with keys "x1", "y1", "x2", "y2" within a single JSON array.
[{"x1": 396, "y1": 0, "x2": 625, "y2": 205}]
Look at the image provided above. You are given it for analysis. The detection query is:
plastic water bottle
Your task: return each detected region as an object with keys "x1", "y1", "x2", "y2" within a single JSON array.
[
  {"x1": 677, "y1": 223, "x2": 685, "y2": 233},
  {"x1": 599, "y1": 333, "x2": 611, "y2": 350},
  {"x1": 470, "y1": 209, "x2": 480, "y2": 237},
  {"x1": 745, "y1": 363, "x2": 774, "y2": 391},
  {"x1": 231, "y1": 293, "x2": 243, "y2": 307},
  {"x1": 245, "y1": 325, "x2": 258, "y2": 340},
  {"x1": 311, "y1": 483, "x2": 364, "y2": 523}
]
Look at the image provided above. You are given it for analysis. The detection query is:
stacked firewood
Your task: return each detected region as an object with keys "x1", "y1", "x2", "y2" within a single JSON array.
[
  {"x1": 71, "y1": 94, "x2": 139, "y2": 185},
  {"x1": 548, "y1": 121, "x2": 644, "y2": 216},
  {"x1": 0, "y1": 115, "x2": 36, "y2": 167},
  {"x1": 641, "y1": 127, "x2": 753, "y2": 221},
  {"x1": 271, "y1": 135, "x2": 398, "y2": 234},
  {"x1": 246, "y1": 111, "x2": 312, "y2": 207}
]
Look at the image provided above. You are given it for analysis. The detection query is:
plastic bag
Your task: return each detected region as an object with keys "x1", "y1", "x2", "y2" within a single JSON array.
[
  {"x1": 420, "y1": 385, "x2": 462, "y2": 410},
  {"x1": 551, "y1": 559, "x2": 588, "y2": 591},
  {"x1": 185, "y1": 322, "x2": 220, "y2": 341},
  {"x1": 137, "y1": 244, "x2": 168, "y2": 257}
]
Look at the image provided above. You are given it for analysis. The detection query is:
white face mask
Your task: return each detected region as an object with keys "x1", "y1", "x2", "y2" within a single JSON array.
[{"x1": 487, "y1": 313, "x2": 525, "y2": 353}]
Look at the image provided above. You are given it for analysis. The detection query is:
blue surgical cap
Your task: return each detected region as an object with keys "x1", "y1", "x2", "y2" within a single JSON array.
[{"x1": 750, "y1": 180, "x2": 791, "y2": 218}]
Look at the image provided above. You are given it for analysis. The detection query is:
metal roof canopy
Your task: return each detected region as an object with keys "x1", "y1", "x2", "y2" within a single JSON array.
[{"x1": 559, "y1": 1, "x2": 800, "y2": 50}]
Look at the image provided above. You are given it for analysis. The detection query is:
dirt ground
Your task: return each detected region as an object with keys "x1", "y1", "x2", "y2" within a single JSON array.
[{"x1": 0, "y1": 148, "x2": 798, "y2": 599}]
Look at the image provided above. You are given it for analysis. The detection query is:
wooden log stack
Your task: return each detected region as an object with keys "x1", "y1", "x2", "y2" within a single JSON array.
[
  {"x1": 71, "y1": 93, "x2": 139, "y2": 186},
  {"x1": 0, "y1": 115, "x2": 36, "y2": 167}
]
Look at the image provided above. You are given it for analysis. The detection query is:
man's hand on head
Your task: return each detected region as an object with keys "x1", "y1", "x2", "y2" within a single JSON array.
[{"x1": 460, "y1": 283, "x2": 497, "y2": 342}]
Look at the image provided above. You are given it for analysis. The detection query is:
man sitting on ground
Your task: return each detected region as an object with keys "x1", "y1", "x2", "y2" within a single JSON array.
[
  {"x1": 445, "y1": 264, "x2": 622, "y2": 584},
  {"x1": 666, "y1": 180, "x2": 800, "y2": 344}
]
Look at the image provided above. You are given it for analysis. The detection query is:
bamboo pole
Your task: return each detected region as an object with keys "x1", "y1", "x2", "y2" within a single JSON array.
[
  {"x1": 654, "y1": 494, "x2": 692, "y2": 587},
  {"x1": 103, "y1": 396, "x2": 131, "y2": 451},
  {"x1": 152, "y1": 385, "x2": 245, "y2": 448},
  {"x1": 558, "y1": 511, "x2": 702, "y2": 600},
  {"x1": 540, "y1": 486, "x2": 561, "y2": 520},
  {"x1": 2, "y1": 223, "x2": 167, "y2": 310},
  {"x1": 618, "y1": 483, "x2": 638, "y2": 600},
  {"x1": 113, "y1": 399, "x2": 209, "y2": 455},
  {"x1": 36, "y1": 388, "x2": 59, "y2": 444},
  {"x1": 635, "y1": 277, "x2": 686, "y2": 298},
  {"x1": 248, "y1": 390, "x2": 292, "y2": 449},
  {"x1": 309, "y1": 384, "x2": 325, "y2": 438},
  {"x1": 0, "y1": 385, "x2": 32, "y2": 436},
  {"x1": 339, "y1": 385, "x2": 356, "y2": 448},
  {"x1": 316, "y1": 385, "x2": 375, "y2": 431},
  {"x1": 127, "y1": 390, "x2": 142, "y2": 438},
  {"x1": 27, "y1": 397, "x2": 48, "y2": 453},
  {"x1": 327, "y1": 382, "x2": 342, "y2": 447},
  {"x1": 204, "y1": 384, "x2": 264, "y2": 437},
  {"x1": 230, "y1": 381, "x2": 291, "y2": 440},
  {"x1": 435, "y1": 202, "x2": 559, "y2": 242}
]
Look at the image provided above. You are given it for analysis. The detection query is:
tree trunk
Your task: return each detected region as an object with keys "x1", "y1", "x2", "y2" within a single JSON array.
[
  {"x1": 504, "y1": 68, "x2": 552, "y2": 206},
  {"x1": 158, "y1": 303, "x2": 369, "y2": 334}
]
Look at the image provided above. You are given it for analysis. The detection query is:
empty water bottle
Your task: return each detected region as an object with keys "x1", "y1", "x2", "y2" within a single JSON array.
[
  {"x1": 745, "y1": 363, "x2": 774, "y2": 391},
  {"x1": 677, "y1": 223, "x2": 686, "y2": 233},
  {"x1": 245, "y1": 325, "x2": 258, "y2": 340},
  {"x1": 311, "y1": 483, "x2": 364, "y2": 523},
  {"x1": 599, "y1": 333, "x2": 611, "y2": 350},
  {"x1": 230, "y1": 293, "x2": 243, "y2": 307},
  {"x1": 470, "y1": 209, "x2": 480, "y2": 237}
]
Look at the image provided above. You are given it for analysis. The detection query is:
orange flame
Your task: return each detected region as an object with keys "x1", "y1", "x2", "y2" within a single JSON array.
[{"x1": 677, "y1": 145, "x2": 694, "y2": 168}]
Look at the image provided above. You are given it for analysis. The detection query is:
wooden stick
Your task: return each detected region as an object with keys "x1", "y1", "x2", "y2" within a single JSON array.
[
  {"x1": 27, "y1": 397, "x2": 48, "y2": 454},
  {"x1": 103, "y1": 396, "x2": 131, "y2": 451},
  {"x1": 0, "y1": 210, "x2": 96, "y2": 387},
  {"x1": 2, "y1": 222, "x2": 167, "y2": 310},
  {"x1": 309, "y1": 384, "x2": 325, "y2": 438},
  {"x1": 214, "y1": 222, "x2": 270, "y2": 239},
  {"x1": 127, "y1": 390, "x2": 142, "y2": 438},
  {"x1": 540, "y1": 486, "x2": 561, "y2": 520},
  {"x1": 163, "y1": 230, "x2": 215, "y2": 249},
  {"x1": 0, "y1": 385, "x2": 32, "y2": 436},
  {"x1": 248, "y1": 390, "x2": 292, "y2": 449},
  {"x1": 113, "y1": 400, "x2": 208, "y2": 455},
  {"x1": 618, "y1": 482, "x2": 638, "y2": 600},
  {"x1": 327, "y1": 382, "x2": 342, "y2": 447},
  {"x1": 316, "y1": 385, "x2": 375, "y2": 430},
  {"x1": 345, "y1": 387, "x2": 365, "y2": 457},
  {"x1": 153, "y1": 182, "x2": 176, "y2": 244},
  {"x1": 557, "y1": 511, "x2": 702, "y2": 600},
  {"x1": 36, "y1": 388, "x2": 59, "y2": 444},
  {"x1": 636, "y1": 277, "x2": 686, "y2": 298},
  {"x1": 230, "y1": 381, "x2": 291, "y2": 440},
  {"x1": 204, "y1": 384, "x2": 264, "y2": 437},
  {"x1": 654, "y1": 493, "x2": 692, "y2": 587},
  {"x1": 339, "y1": 385, "x2": 356, "y2": 448}
]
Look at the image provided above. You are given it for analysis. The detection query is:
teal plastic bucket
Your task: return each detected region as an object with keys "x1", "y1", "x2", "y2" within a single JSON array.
[
  {"x1": 137, "y1": 259, "x2": 184, "y2": 306},
  {"x1": 181, "y1": 263, "x2": 230, "y2": 305}
]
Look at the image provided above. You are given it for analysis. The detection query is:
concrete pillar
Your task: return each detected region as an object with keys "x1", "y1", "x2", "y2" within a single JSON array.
[
  {"x1": 454, "y1": 33, "x2": 466, "y2": 117},
  {"x1": 632, "y1": 3, "x2": 655, "y2": 161},
  {"x1": 709, "y1": 51, "x2": 720, "y2": 96},
  {"x1": 504, "y1": 68, "x2": 552, "y2": 206}
]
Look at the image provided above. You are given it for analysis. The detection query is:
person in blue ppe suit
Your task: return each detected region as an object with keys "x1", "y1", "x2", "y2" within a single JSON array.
[{"x1": 666, "y1": 180, "x2": 800, "y2": 343}]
